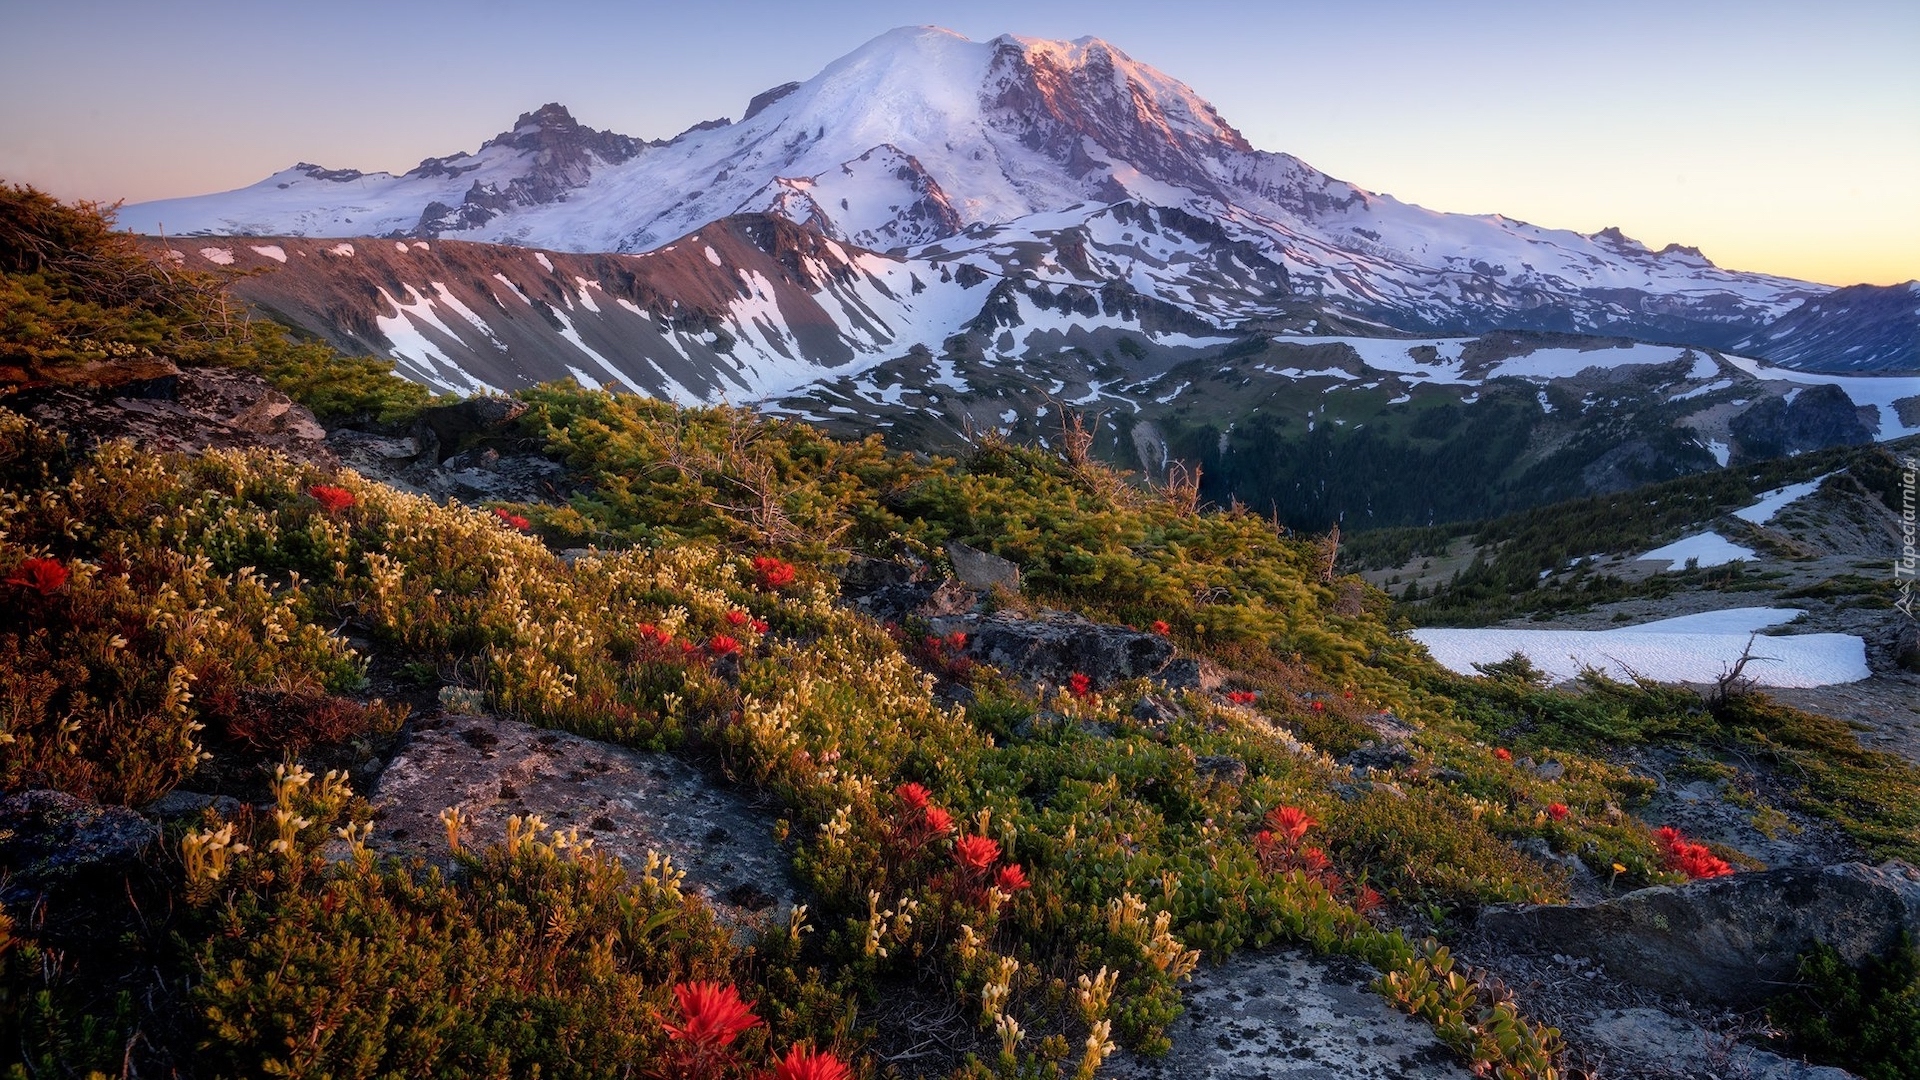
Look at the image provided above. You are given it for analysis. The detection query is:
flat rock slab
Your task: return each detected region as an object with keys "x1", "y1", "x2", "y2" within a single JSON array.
[
  {"x1": 369, "y1": 713, "x2": 798, "y2": 928},
  {"x1": 1477, "y1": 861, "x2": 1920, "y2": 1007},
  {"x1": 1579, "y1": 1007, "x2": 1851, "y2": 1080},
  {"x1": 1106, "y1": 949, "x2": 1471, "y2": 1080}
]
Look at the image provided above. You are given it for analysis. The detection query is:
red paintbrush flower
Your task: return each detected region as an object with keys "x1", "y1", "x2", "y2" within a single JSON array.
[
  {"x1": 1655, "y1": 825, "x2": 1733, "y2": 879},
  {"x1": 708, "y1": 634, "x2": 741, "y2": 656},
  {"x1": 1494, "y1": 747, "x2": 1513, "y2": 762},
  {"x1": 491, "y1": 507, "x2": 531, "y2": 530},
  {"x1": 954, "y1": 834, "x2": 1000, "y2": 873},
  {"x1": 995, "y1": 864, "x2": 1031, "y2": 893},
  {"x1": 1151, "y1": 620, "x2": 1171, "y2": 635},
  {"x1": 1227, "y1": 690, "x2": 1258, "y2": 705},
  {"x1": 1547, "y1": 803, "x2": 1570, "y2": 822},
  {"x1": 751, "y1": 619, "x2": 769, "y2": 634},
  {"x1": 895, "y1": 782, "x2": 931, "y2": 811},
  {"x1": 1311, "y1": 700, "x2": 1324, "y2": 711},
  {"x1": 1068, "y1": 672, "x2": 1092, "y2": 698},
  {"x1": 769, "y1": 1045, "x2": 850, "y2": 1080},
  {"x1": 1265, "y1": 805, "x2": 1317, "y2": 842},
  {"x1": 922, "y1": 805, "x2": 953, "y2": 834},
  {"x1": 726, "y1": 609, "x2": 750, "y2": 626},
  {"x1": 1298, "y1": 847, "x2": 1333, "y2": 875},
  {"x1": 751, "y1": 555, "x2": 797, "y2": 590},
  {"x1": 664, "y1": 981, "x2": 761, "y2": 1049},
  {"x1": 6, "y1": 556, "x2": 69, "y2": 596},
  {"x1": 308, "y1": 484, "x2": 354, "y2": 513}
]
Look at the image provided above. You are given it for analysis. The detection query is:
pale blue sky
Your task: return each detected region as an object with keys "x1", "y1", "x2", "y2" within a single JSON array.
[{"x1": 2, "y1": 0, "x2": 1914, "y2": 285}]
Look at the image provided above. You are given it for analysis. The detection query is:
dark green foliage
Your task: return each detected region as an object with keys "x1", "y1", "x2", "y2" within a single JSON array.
[
  {"x1": 0, "y1": 182, "x2": 431, "y2": 422},
  {"x1": 1769, "y1": 936, "x2": 1920, "y2": 1080}
]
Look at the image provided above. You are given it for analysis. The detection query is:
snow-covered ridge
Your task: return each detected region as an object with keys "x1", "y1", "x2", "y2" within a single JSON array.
[{"x1": 113, "y1": 26, "x2": 1907, "y2": 370}]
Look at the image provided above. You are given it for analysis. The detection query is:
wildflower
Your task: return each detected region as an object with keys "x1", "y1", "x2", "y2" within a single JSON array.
[
  {"x1": 954, "y1": 834, "x2": 1001, "y2": 873},
  {"x1": 1494, "y1": 747, "x2": 1513, "y2": 762},
  {"x1": 708, "y1": 634, "x2": 742, "y2": 656},
  {"x1": 491, "y1": 507, "x2": 531, "y2": 530},
  {"x1": 895, "y1": 782, "x2": 931, "y2": 811},
  {"x1": 1068, "y1": 672, "x2": 1093, "y2": 698},
  {"x1": 1355, "y1": 885, "x2": 1384, "y2": 915},
  {"x1": 664, "y1": 980, "x2": 761, "y2": 1049},
  {"x1": 1298, "y1": 847, "x2": 1333, "y2": 875},
  {"x1": 1266, "y1": 805, "x2": 1317, "y2": 842},
  {"x1": 995, "y1": 864, "x2": 1031, "y2": 892},
  {"x1": 1654, "y1": 825, "x2": 1733, "y2": 879},
  {"x1": 1311, "y1": 701, "x2": 1324, "y2": 712},
  {"x1": 922, "y1": 805, "x2": 954, "y2": 834},
  {"x1": 751, "y1": 619, "x2": 769, "y2": 634},
  {"x1": 1152, "y1": 620, "x2": 1171, "y2": 635},
  {"x1": 770, "y1": 1044, "x2": 851, "y2": 1080},
  {"x1": 1547, "y1": 802, "x2": 1570, "y2": 822},
  {"x1": 307, "y1": 484, "x2": 355, "y2": 513},
  {"x1": 946, "y1": 631, "x2": 968, "y2": 650},
  {"x1": 1226, "y1": 690, "x2": 1258, "y2": 705},
  {"x1": 6, "y1": 556, "x2": 69, "y2": 595},
  {"x1": 751, "y1": 555, "x2": 797, "y2": 590}
]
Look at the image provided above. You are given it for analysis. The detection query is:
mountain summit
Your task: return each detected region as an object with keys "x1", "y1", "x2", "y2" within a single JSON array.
[{"x1": 119, "y1": 27, "x2": 1914, "y2": 370}]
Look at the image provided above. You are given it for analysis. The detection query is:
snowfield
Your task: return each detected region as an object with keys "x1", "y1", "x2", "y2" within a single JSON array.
[
  {"x1": 1635, "y1": 531, "x2": 1758, "y2": 570},
  {"x1": 1411, "y1": 607, "x2": 1869, "y2": 688}
]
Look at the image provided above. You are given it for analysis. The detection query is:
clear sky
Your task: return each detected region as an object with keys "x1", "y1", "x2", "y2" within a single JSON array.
[{"x1": 3, "y1": 0, "x2": 1914, "y2": 286}]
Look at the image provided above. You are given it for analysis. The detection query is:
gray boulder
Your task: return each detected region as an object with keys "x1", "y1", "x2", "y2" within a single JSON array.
[
  {"x1": 368, "y1": 714, "x2": 799, "y2": 929},
  {"x1": 0, "y1": 790, "x2": 159, "y2": 897},
  {"x1": 946, "y1": 541, "x2": 1020, "y2": 593},
  {"x1": 1477, "y1": 861, "x2": 1920, "y2": 1006}
]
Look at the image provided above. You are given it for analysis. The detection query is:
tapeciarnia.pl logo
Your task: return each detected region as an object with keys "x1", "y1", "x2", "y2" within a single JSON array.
[{"x1": 1897, "y1": 455, "x2": 1917, "y2": 619}]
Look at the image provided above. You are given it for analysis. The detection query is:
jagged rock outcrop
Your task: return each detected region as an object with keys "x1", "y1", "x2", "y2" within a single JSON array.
[
  {"x1": 1476, "y1": 860, "x2": 1920, "y2": 1006},
  {"x1": 4, "y1": 364, "x2": 333, "y2": 465}
]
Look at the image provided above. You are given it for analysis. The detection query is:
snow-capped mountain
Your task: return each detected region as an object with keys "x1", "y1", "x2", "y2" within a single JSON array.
[{"x1": 119, "y1": 26, "x2": 1912, "y2": 373}]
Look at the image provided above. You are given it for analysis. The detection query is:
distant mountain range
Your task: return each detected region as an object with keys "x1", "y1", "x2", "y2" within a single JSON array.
[
  {"x1": 122, "y1": 27, "x2": 1914, "y2": 377},
  {"x1": 118, "y1": 27, "x2": 1918, "y2": 527}
]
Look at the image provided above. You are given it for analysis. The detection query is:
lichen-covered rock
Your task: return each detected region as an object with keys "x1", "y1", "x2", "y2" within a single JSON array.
[
  {"x1": 367, "y1": 714, "x2": 798, "y2": 929},
  {"x1": 0, "y1": 789, "x2": 159, "y2": 897},
  {"x1": 1106, "y1": 948, "x2": 1472, "y2": 1079},
  {"x1": 1476, "y1": 860, "x2": 1920, "y2": 1006}
]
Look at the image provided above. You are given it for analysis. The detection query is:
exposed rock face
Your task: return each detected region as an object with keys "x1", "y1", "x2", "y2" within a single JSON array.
[
  {"x1": 6, "y1": 364, "x2": 333, "y2": 465},
  {"x1": 1731, "y1": 383, "x2": 1875, "y2": 460},
  {"x1": 413, "y1": 104, "x2": 651, "y2": 237},
  {"x1": 367, "y1": 713, "x2": 799, "y2": 929},
  {"x1": 936, "y1": 610, "x2": 1180, "y2": 690},
  {"x1": 0, "y1": 790, "x2": 159, "y2": 900},
  {"x1": 1476, "y1": 861, "x2": 1920, "y2": 1006}
]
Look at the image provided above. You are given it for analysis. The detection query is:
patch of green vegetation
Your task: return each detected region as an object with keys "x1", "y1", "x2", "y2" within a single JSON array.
[
  {"x1": 1431, "y1": 667, "x2": 1920, "y2": 863},
  {"x1": 1769, "y1": 935, "x2": 1920, "y2": 1080}
]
